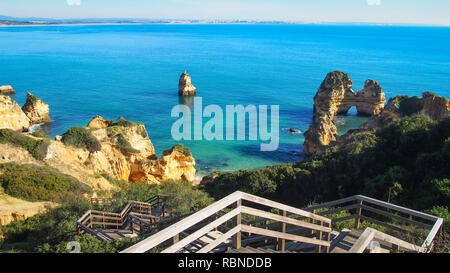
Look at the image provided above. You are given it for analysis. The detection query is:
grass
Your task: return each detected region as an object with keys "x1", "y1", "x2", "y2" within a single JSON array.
[
  {"x1": 61, "y1": 127, "x2": 102, "y2": 153},
  {"x1": 0, "y1": 129, "x2": 50, "y2": 160}
]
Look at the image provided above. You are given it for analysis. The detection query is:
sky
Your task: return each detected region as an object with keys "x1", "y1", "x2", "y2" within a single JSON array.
[{"x1": 0, "y1": 0, "x2": 449, "y2": 25}]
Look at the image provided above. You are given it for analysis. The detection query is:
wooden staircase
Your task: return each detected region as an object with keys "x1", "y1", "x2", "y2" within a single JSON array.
[{"x1": 119, "y1": 192, "x2": 443, "y2": 253}]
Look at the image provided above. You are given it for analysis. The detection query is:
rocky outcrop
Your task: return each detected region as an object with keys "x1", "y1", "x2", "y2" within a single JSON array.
[
  {"x1": 179, "y1": 71, "x2": 197, "y2": 96},
  {"x1": 421, "y1": 92, "x2": 450, "y2": 121},
  {"x1": 0, "y1": 95, "x2": 31, "y2": 132},
  {"x1": 88, "y1": 115, "x2": 111, "y2": 129},
  {"x1": 303, "y1": 71, "x2": 386, "y2": 156},
  {"x1": 49, "y1": 116, "x2": 197, "y2": 184},
  {"x1": 22, "y1": 92, "x2": 51, "y2": 124},
  {"x1": 0, "y1": 85, "x2": 15, "y2": 95}
]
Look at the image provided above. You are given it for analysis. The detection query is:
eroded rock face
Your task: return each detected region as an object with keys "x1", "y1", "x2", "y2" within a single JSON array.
[
  {"x1": 88, "y1": 116, "x2": 111, "y2": 129},
  {"x1": 0, "y1": 95, "x2": 31, "y2": 132},
  {"x1": 179, "y1": 71, "x2": 197, "y2": 96},
  {"x1": 303, "y1": 71, "x2": 386, "y2": 156},
  {"x1": 48, "y1": 117, "x2": 196, "y2": 184},
  {"x1": 0, "y1": 85, "x2": 15, "y2": 95},
  {"x1": 421, "y1": 92, "x2": 450, "y2": 121},
  {"x1": 22, "y1": 92, "x2": 51, "y2": 124}
]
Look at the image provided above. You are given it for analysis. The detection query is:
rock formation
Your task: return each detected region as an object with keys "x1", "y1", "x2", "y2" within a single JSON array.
[
  {"x1": 47, "y1": 116, "x2": 197, "y2": 184},
  {"x1": 0, "y1": 95, "x2": 31, "y2": 132},
  {"x1": 0, "y1": 85, "x2": 15, "y2": 95},
  {"x1": 179, "y1": 71, "x2": 197, "y2": 96},
  {"x1": 0, "y1": 193, "x2": 56, "y2": 226},
  {"x1": 303, "y1": 71, "x2": 386, "y2": 156},
  {"x1": 304, "y1": 72, "x2": 449, "y2": 156},
  {"x1": 22, "y1": 92, "x2": 51, "y2": 124}
]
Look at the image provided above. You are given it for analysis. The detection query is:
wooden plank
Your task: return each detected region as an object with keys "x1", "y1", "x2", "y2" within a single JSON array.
[
  {"x1": 349, "y1": 228, "x2": 375, "y2": 253},
  {"x1": 359, "y1": 215, "x2": 411, "y2": 234},
  {"x1": 356, "y1": 196, "x2": 439, "y2": 222},
  {"x1": 421, "y1": 218, "x2": 443, "y2": 251},
  {"x1": 241, "y1": 225, "x2": 331, "y2": 248},
  {"x1": 361, "y1": 204, "x2": 432, "y2": 229},
  {"x1": 304, "y1": 196, "x2": 358, "y2": 212},
  {"x1": 197, "y1": 225, "x2": 242, "y2": 253},
  {"x1": 161, "y1": 207, "x2": 241, "y2": 253},
  {"x1": 241, "y1": 192, "x2": 331, "y2": 224},
  {"x1": 121, "y1": 191, "x2": 243, "y2": 253},
  {"x1": 371, "y1": 229, "x2": 426, "y2": 253},
  {"x1": 241, "y1": 206, "x2": 331, "y2": 233}
]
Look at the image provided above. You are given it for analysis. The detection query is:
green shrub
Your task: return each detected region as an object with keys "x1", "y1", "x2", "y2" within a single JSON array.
[
  {"x1": 0, "y1": 163, "x2": 86, "y2": 202},
  {"x1": 173, "y1": 144, "x2": 192, "y2": 156},
  {"x1": 399, "y1": 96, "x2": 424, "y2": 116},
  {"x1": 0, "y1": 129, "x2": 49, "y2": 160},
  {"x1": 115, "y1": 134, "x2": 140, "y2": 154},
  {"x1": 30, "y1": 130, "x2": 49, "y2": 139},
  {"x1": 61, "y1": 127, "x2": 101, "y2": 152}
]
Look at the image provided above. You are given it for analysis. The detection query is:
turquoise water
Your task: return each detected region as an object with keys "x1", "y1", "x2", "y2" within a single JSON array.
[{"x1": 0, "y1": 24, "x2": 449, "y2": 175}]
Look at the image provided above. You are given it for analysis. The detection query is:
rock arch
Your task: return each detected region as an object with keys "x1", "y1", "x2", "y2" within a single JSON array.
[{"x1": 303, "y1": 71, "x2": 386, "y2": 156}]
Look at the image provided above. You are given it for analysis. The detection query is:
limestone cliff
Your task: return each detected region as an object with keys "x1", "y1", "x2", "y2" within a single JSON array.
[
  {"x1": 179, "y1": 71, "x2": 197, "y2": 96},
  {"x1": 303, "y1": 71, "x2": 386, "y2": 156},
  {"x1": 50, "y1": 116, "x2": 196, "y2": 184},
  {"x1": 22, "y1": 92, "x2": 51, "y2": 124},
  {"x1": 0, "y1": 95, "x2": 31, "y2": 132},
  {"x1": 0, "y1": 85, "x2": 15, "y2": 95},
  {"x1": 0, "y1": 193, "x2": 56, "y2": 226}
]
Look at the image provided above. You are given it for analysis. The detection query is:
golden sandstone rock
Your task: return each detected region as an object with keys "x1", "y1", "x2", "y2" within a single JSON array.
[
  {"x1": 22, "y1": 92, "x2": 51, "y2": 124},
  {"x1": 0, "y1": 85, "x2": 15, "y2": 95},
  {"x1": 303, "y1": 71, "x2": 386, "y2": 156},
  {"x1": 0, "y1": 95, "x2": 31, "y2": 132},
  {"x1": 179, "y1": 71, "x2": 197, "y2": 96}
]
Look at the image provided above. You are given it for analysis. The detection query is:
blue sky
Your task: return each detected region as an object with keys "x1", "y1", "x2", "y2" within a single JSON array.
[{"x1": 0, "y1": 0, "x2": 449, "y2": 25}]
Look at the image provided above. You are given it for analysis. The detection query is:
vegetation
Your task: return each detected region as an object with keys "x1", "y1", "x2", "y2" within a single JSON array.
[
  {"x1": 115, "y1": 134, "x2": 140, "y2": 154},
  {"x1": 398, "y1": 96, "x2": 424, "y2": 116},
  {"x1": 0, "y1": 129, "x2": 50, "y2": 160},
  {"x1": 61, "y1": 127, "x2": 101, "y2": 152},
  {"x1": 30, "y1": 130, "x2": 50, "y2": 139},
  {"x1": 0, "y1": 180, "x2": 212, "y2": 253},
  {"x1": 0, "y1": 163, "x2": 87, "y2": 202},
  {"x1": 204, "y1": 115, "x2": 450, "y2": 212},
  {"x1": 173, "y1": 144, "x2": 192, "y2": 157}
]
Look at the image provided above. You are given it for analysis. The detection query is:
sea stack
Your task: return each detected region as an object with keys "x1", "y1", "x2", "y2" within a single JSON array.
[
  {"x1": 22, "y1": 92, "x2": 51, "y2": 124},
  {"x1": 0, "y1": 95, "x2": 31, "y2": 132},
  {"x1": 178, "y1": 71, "x2": 197, "y2": 96},
  {"x1": 0, "y1": 85, "x2": 15, "y2": 95}
]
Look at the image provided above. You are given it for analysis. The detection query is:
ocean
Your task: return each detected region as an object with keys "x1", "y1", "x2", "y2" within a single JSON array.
[{"x1": 0, "y1": 24, "x2": 449, "y2": 175}]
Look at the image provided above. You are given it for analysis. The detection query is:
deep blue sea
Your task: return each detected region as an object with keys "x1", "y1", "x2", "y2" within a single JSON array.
[{"x1": 0, "y1": 24, "x2": 449, "y2": 176}]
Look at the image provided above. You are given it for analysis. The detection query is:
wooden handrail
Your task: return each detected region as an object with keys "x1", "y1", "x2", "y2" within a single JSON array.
[{"x1": 121, "y1": 191, "x2": 331, "y2": 253}]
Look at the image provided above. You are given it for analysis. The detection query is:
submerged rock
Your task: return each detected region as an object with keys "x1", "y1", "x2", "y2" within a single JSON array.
[
  {"x1": 178, "y1": 71, "x2": 197, "y2": 96},
  {"x1": 0, "y1": 85, "x2": 15, "y2": 95},
  {"x1": 22, "y1": 92, "x2": 51, "y2": 124},
  {"x1": 0, "y1": 95, "x2": 31, "y2": 132}
]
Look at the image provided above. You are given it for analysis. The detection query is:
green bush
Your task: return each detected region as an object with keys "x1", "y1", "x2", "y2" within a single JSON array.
[
  {"x1": 0, "y1": 129, "x2": 50, "y2": 160},
  {"x1": 0, "y1": 163, "x2": 86, "y2": 202},
  {"x1": 173, "y1": 144, "x2": 192, "y2": 157},
  {"x1": 30, "y1": 130, "x2": 50, "y2": 139},
  {"x1": 399, "y1": 96, "x2": 424, "y2": 116},
  {"x1": 61, "y1": 127, "x2": 101, "y2": 152},
  {"x1": 115, "y1": 134, "x2": 140, "y2": 154}
]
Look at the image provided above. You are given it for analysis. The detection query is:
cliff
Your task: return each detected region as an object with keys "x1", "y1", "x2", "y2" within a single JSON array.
[
  {"x1": 22, "y1": 92, "x2": 51, "y2": 124},
  {"x1": 179, "y1": 71, "x2": 197, "y2": 96},
  {"x1": 0, "y1": 95, "x2": 31, "y2": 132},
  {"x1": 303, "y1": 71, "x2": 386, "y2": 156}
]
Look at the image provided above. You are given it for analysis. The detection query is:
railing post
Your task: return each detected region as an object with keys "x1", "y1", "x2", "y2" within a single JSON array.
[
  {"x1": 316, "y1": 221, "x2": 323, "y2": 253},
  {"x1": 355, "y1": 200, "x2": 363, "y2": 230},
  {"x1": 277, "y1": 210, "x2": 287, "y2": 252},
  {"x1": 232, "y1": 199, "x2": 242, "y2": 250},
  {"x1": 173, "y1": 233, "x2": 180, "y2": 245}
]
